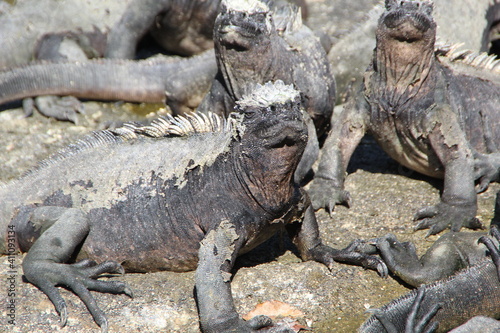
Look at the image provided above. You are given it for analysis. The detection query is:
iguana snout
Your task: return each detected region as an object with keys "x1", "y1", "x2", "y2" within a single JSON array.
[
  {"x1": 216, "y1": 1, "x2": 272, "y2": 50},
  {"x1": 381, "y1": 0, "x2": 435, "y2": 42},
  {"x1": 236, "y1": 80, "x2": 307, "y2": 148}
]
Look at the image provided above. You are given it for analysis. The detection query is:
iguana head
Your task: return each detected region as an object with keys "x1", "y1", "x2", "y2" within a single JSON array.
[
  {"x1": 216, "y1": 0, "x2": 273, "y2": 51},
  {"x1": 213, "y1": 0, "x2": 279, "y2": 100},
  {"x1": 379, "y1": 0, "x2": 435, "y2": 45},
  {"x1": 236, "y1": 80, "x2": 307, "y2": 150},
  {"x1": 371, "y1": 0, "x2": 437, "y2": 107},
  {"x1": 233, "y1": 80, "x2": 307, "y2": 210}
]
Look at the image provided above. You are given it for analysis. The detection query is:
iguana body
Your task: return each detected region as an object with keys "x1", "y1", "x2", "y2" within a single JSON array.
[
  {"x1": 309, "y1": 0, "x2": 500, "y2": 235},
  {"x1": 0, "y1": 81, "x2": 384, "y2": 332}
]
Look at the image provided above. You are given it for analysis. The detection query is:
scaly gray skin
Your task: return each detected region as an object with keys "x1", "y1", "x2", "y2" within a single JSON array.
[
  {"x1": 105, "y1": 0, "x2": 309, "y2": 59},
  {"x1": 360, "y1": 228, "x2": 500, "y2": 333},
  {"x1": 374, "y1": 230, "x2": 496, "y2": 287},
  {"x1": 309, "y1": 0, "x2": 500, "y2": 235},
  {"x1": 0, "y1": 50, "x2": 217, "y2": 116},
  {"x1": 0, "y1": 81, "x2": 385, "y2": 332},
  {"x1": 105, "y1": 0, "x2": 221, "y2": 59},
  {"x1": 328, "y1": 0, "x2": 500, "y2": 96},
  {"x1": 197, "y1": 0, "x2": 336, "y2": 183}
]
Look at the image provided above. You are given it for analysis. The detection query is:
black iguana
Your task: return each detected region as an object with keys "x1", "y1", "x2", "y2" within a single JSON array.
[
  {"x1": 309, "y1": 0, "x2": 500, "y2": 235},
  {"x1": 0, "y1": 81, "x2": 385, "y2": 332},
  {"x1": 197, "y1": 0, "x2": 336, "y2": 183}
]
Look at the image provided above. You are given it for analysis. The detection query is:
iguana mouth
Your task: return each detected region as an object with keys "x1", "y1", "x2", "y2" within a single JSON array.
[
  {"x1": 382, "y1": 3, "x2": 434, "y2": 43},
  {"x1": 259, "y1": 120, "x2": 307, "y2": 148},
  {"x1": 384, "y1": 13, "x2": 431, "y2": 40}
]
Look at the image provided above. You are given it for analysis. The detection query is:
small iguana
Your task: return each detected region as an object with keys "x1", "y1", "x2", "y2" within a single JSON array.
[
  {"x1": 309, "y1": 0, "x2": 500, "y2": 235},
  {"x1": 197, "y1": 0, "x2": 336, "y2": 182},
  {"x1": 0, "y1": 81, "x2": 385, "y2": 332},
  {"x1": 360, "y1": 227, "x2": 500, "y2": 333}
]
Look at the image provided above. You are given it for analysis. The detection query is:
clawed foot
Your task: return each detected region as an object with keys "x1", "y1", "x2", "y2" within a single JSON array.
[
  {"x1": 244, "y1": 315, "x2": 297, "y2": 333},
  {"x1": 23, "y1": 259, "x2": 132, "y2": 332},
  {"x1": 308, "y1": 178, "x2": 351, "y2": 215},
  {"x1": 473, "y1": 153, "x2": 500, "y2": 193},
  {"x1": 23, "y1": 96, "x2": 84, "y2": 123},
  {"x1": 478, "y1": 225, "x2": 500, "y2": 280},
  {"x1": 370, "y1": 288, "x2": 440, "y2": 333},
  {"x1": 413, "y1": 202, "x2": 483, "y2": 236},
  {"x1": 310, "y1": 243, "x2": 388, "y2": 278},
  {"x1": 376, "y1": 234, "x2": 419, "y2": 267}
]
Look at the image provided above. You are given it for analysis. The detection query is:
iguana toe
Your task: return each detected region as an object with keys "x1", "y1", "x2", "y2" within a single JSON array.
[
  {"x1": 100, "y1": 320, "x2": 109, "y2": 333},
  {"x1": 377, "y1": 262, "x2": 389, "y2": 279},
  {"x1": 460, "y1": 217, "x2": 484, "y2": 231},
  {"x1": 59, "y1": 301, "x2": 68, "y2": 327},
  {"x1": 478, "y1": 235, "x2": 500, "y2": 280},
  {"x1": 413, "y1": 206, "x2": 439, "y2": 222},
  {"x1": 246, "y1": 315, "x2": 273, "y2": 330}
]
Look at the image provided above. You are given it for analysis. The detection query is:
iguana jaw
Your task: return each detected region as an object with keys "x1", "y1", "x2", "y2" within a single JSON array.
[
  {"x1": 371, "y1": 0, "x2": 436, "y2": 107},
  {"x1": 379, "y1": 1, "x2": 435, "y2": 44},
  {"x1": 215, "y1": 8, "x2": 272, "y2": 51}
]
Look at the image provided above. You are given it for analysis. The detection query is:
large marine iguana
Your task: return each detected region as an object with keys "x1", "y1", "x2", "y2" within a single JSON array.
[
  {"x1": 309, "y1": 0, "x2": 500, "y2": 235},
  {"x1": 0, "y1": 81, "x2": 385, "y2": 332},
  {"x1": 360, "y1": 227, "x2": 500, "y2": 333},
  {"x1": 197, "y1": 0, "x2": 336, "y2": 183}
]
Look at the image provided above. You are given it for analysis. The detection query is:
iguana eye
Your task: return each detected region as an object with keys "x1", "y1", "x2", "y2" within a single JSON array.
[{"x1": 244, "y1": 109, "x2": 257, "y2": 119}]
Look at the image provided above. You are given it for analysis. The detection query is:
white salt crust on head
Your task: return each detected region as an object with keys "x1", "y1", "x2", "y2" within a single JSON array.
[{"x1": 236, "y1": 80, "x2": 299, "y2": 108}]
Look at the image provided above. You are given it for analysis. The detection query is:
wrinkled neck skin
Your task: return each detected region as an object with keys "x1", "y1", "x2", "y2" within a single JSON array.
[
  {"x1": 232, "y1": 137, "x2": 303, "y2": 215},
  {"x1": 216, "y1": 35, "x2": 282, "y2": 101},
  {"x1": 369, "y1": 33, "x2": 436, "y2": 112}
]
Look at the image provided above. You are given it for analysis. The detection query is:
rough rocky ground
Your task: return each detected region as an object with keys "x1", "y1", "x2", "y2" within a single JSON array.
[{"x1": 1, "y1": 0, "x2": 499, "y2": 332}]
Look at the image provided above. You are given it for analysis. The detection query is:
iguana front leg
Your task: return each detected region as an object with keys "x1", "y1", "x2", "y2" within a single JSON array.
[
  {"x1": 414, "y1": 109, "x2": 484, "y2": 235},
  {"x1": 375, "y1": 233, "x2": 470, "y2": 286},
  {"x1": 308, "y1": 97, "x2": 369, "y2": 214},
  {"x1": 21, "y1": 206, "x2": 131, "y2": 333},
  {"x1": 286, "y1": 196, "x2": 388, "y2": 277},
  {"x1": 195, "y1": 220, "x2": 294, "y2": 333}
]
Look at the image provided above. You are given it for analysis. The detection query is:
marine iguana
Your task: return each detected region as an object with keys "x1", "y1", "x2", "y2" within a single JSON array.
[
  {"x1": 309, "y1": 0, "x2": 500, "y2": 235},
  {"x1": 360, "y1": 227, "x2": 500, "y2": 333},
  {"x1": 197, "y1": 0, "x2": 336, "y2": 182},
  {"x1": 0, "y1": 50, "x2": 217, "y2": 117},
  {"x1": 0, "y1": 81, "x2": 385, "y2": 332}
]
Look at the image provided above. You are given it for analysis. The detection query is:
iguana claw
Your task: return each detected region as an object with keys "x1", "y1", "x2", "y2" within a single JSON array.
[
  {"x1": 308, "y1": 178, "x2": 351, "y2": 213},
  {"x1": 413, "y1": 202, "x2": 483, "y2": 235},
  {"x1": 478, "y1": 225, "x2": 500, "y2": 280}
]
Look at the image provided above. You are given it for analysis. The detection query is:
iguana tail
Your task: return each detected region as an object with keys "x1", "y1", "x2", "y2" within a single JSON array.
[{"x1": 0, "y1": 49, "x2": 217, "y2": 114}]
